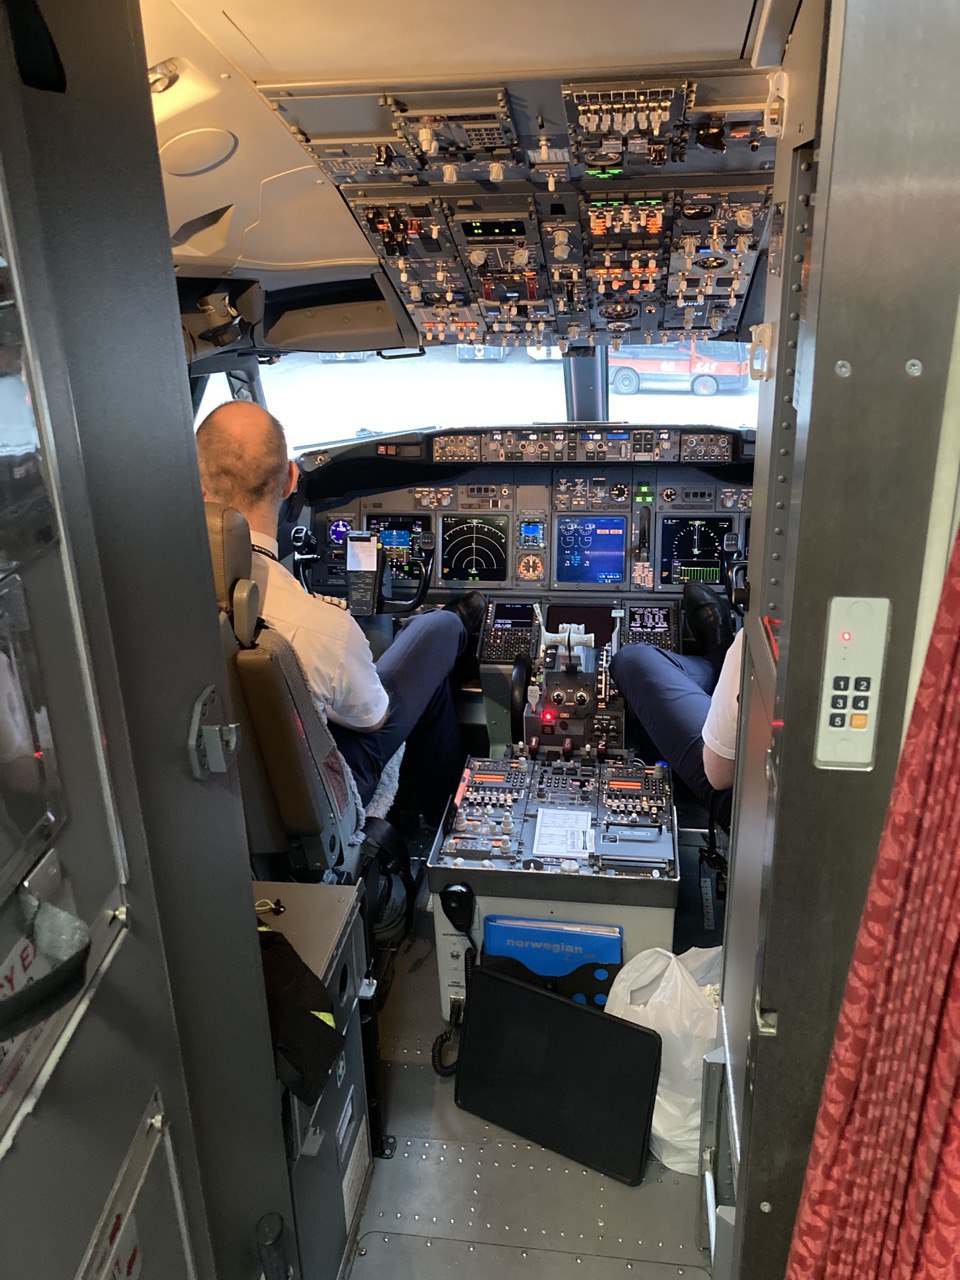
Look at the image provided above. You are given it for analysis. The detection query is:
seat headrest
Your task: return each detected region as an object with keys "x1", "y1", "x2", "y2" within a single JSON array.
[{"x1": 205, "y1": 502, "x2": 253, "y2": 613}]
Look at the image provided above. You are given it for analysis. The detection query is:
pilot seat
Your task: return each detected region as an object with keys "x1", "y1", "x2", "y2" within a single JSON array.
[{"x1": 204, "y1": 501, "x2": 413, "y2": 944}]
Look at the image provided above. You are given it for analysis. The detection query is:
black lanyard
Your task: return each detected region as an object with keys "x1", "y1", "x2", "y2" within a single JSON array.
[{"x1": 252, "y1": 544, "x2": 278, "y2": 563}]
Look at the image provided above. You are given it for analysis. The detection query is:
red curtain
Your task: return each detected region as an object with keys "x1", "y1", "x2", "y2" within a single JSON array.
[{"x1": 787, "y1": 530, "x2": 960, "y2": 1280}]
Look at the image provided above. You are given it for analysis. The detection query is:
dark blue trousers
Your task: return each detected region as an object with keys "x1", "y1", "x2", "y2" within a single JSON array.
[
  {"x1": 610, "y1": 643, "x2": 732, "y2": 827},
  {"x1": 330, "y1": 610, "x2": 466, "y2": 822}
]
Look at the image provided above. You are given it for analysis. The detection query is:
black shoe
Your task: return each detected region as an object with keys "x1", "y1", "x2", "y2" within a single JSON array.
[
  {"x1": 444, "y1": 590, "x2": 487, "y2": 637},
  {"x1": 683, "y1": 582, "x2": 734, "y2": 665}
]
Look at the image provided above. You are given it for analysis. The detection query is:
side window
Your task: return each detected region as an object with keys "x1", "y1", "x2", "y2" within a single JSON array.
[{"x1": 193, "y1": 372, "x2": 230, "y2": 424}]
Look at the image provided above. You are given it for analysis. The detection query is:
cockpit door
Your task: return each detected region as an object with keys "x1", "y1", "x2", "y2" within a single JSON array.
[{"x1": 0, "y1": 2, "x2": 295, "y2": 1275}]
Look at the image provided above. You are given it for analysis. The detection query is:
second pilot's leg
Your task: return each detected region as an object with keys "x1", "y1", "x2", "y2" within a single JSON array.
[{"x1": 610, "y1": 643, "x2": 720, "y2": 808}]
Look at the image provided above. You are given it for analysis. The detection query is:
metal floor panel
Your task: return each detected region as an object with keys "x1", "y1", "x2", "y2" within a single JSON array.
[
  {"x1": 348, "y1": 912, "x2": 709, "y2": 1280},
  {"x1": 359, "y1": 1137, "x2": 702, "y2": 1268},
  {"x1": 382, "y1": 1061, "x2": 517, "y2": 1144},
  {"x1": 353, "y1": 1233, "x2": 709, "y2": 1280}
]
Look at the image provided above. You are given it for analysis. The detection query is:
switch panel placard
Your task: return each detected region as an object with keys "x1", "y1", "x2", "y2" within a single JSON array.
[{"x1": 815, "y1": 597, "x2": 891, "y2": 771}]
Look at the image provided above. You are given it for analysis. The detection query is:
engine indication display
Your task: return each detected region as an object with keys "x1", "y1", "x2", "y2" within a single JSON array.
[
  {"x1": 659, "y1": 516, "x2": 734, "y2": 586},
  {"x1": 365, "y1": 513, "x2": 431, "y2": 580},
  {"x1": 440, "y1": 515, "x2": 510, "y2": 582},
  {"x1": 555, "y1": 516, "x2": 627, "y2": 585}
]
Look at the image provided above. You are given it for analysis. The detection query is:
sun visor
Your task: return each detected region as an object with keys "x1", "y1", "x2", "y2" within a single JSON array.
[{"x1": 262, "y1": 271, "x2": 418, "y2": 353}]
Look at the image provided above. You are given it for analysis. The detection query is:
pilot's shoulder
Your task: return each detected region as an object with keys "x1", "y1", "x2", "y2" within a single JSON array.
[{"x1": 313, "y1": 594, "x2": 349, "y2": 612}]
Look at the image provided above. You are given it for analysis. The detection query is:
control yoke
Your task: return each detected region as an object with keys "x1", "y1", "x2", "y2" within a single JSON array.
[
  {"x1": 379, "y1": 532, "x2": 437, "y2": 615},
  {"x1": 721, "y1": 532, "x2": 748, "y2": 616},
  {"x1": 290, "y1": 525, "x2": 436, "y2": 617}
]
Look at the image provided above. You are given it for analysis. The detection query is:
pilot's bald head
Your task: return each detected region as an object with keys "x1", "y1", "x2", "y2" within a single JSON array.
[{"x1": 195, "y1": 400, "x2": 293, "y2": 520}]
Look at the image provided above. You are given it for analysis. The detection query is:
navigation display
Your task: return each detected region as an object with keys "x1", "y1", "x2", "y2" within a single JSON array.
[
  {"x1": 555, "y1": 516, "x2": 627, "y2": 585},
  {"x1": 364, "y1": 513, "x2": 431, "y2": 580},
  {"x1": 659, "y1": 516, "x2": 734, "y2": 586},
  {"x1": 440, "y1": 515, "x2": 510, "y2": 582}
]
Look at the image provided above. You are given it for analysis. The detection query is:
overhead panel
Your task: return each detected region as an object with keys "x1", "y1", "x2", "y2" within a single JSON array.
[{"x1": 259, "y1": 75, "x2": 775, "y2": 350}]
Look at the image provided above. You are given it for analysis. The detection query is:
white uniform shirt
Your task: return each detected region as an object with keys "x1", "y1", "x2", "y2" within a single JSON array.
[
  {"x1": 701, "y1": 628, "x2": 744, "y2": 761},
  {"x1": 249, "y1": 534, "x2": 389, "y2": 731}
]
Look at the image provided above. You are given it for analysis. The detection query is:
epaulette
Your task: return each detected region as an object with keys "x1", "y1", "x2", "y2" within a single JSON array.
[{"x1": 316, "y1": 594, "x2": 349, "y2": 611}]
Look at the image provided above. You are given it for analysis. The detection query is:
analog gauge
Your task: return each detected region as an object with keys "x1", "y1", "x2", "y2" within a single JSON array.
[
  {"x1": 611, "y1": 483, "x2": 629, "y2": 503},
  {"x1": 517, "y1": 553, "x2": 545, "y2": 582},
  {"x1": 695, "y1": 255, "x2": 728, "y2": 272},
  {"x1": 329, "y1": 518, "x2": 352, "y2": 545},
  {"x1": 661, "y1": 487, "x2": 677, "y2": 503}
]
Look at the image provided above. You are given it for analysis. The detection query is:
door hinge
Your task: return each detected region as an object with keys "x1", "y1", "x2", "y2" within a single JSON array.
[{"x1": 187, "y1": 685, "x2": 240, "y2": 780}]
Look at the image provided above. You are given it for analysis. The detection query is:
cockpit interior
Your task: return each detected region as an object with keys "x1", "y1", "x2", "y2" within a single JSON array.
[{"x1": 2, "y1": 1, "x2": 958, "y2": 1279}]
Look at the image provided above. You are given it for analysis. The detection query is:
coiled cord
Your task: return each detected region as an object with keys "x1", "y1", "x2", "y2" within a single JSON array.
[{"x1": 431, "y1": 945, "x2": 476, "y2": 1076}]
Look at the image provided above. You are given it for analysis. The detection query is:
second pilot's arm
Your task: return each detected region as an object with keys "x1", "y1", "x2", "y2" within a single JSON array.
[{"x1": 701, "y1": 628, "x2": 744, "y2": 791}]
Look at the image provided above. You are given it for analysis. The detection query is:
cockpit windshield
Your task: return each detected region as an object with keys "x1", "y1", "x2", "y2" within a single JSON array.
[{"x1": 196, "y1": 342, "x2": 759, "y2": 451}]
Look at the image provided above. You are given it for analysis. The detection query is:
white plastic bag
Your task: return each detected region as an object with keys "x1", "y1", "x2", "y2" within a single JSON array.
[{"x1": 606, "y1": 947, "x2": 722, "y2": 1174}]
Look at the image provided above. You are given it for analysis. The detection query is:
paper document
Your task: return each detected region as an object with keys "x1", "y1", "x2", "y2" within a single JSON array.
[{"x1": 533, "y1": 807, "x2": 595, "y2": 858}]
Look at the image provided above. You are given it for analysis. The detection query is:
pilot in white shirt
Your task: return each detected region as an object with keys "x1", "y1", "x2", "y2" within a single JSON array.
[
  {"x1": 247, "y1": 531, "x2": 389, "y2": 731},
  {"x1": 197, "y1": 401, "x2": 480, "y2": 821}
]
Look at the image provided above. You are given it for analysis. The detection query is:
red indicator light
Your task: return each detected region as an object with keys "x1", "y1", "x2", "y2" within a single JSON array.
[
  {"x1": 542, "y1": 709, "x2": 555, "y2": 723},
  {"x1": 841, "y1": 630, "x2": 852, "y2": 642}
]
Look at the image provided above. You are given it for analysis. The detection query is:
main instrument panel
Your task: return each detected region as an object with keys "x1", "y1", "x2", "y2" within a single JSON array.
[
  {"x1": 260, "y1": 74, "x2": 774, "y2": 351},
  {"x1": 301, "y1": 425, "x2": 750, "y2": 597}
]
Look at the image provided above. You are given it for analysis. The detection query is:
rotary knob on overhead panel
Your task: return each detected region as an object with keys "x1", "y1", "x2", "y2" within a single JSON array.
[
  {"x1": 469, "y1": 249, "x2": 488, "y2": 268},
  {"x1": 574, "y1": 690, "x2": 589, "y2": 706},
  {"x1": 513, "y1": 247, "x2": 531, "y2": 268},
  {"x1": 443, "y1": 164, "x2": 458, "y2": 184},
  {"x1": 736, "y1": 208, "x2": 755, "y2": 230},
  {"x1": 489, "y1": 161, "x2": 505, "y2": 182}
]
